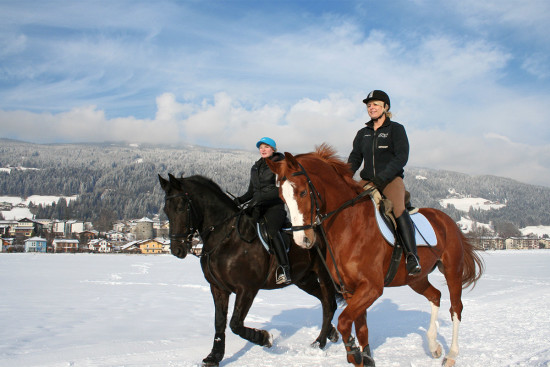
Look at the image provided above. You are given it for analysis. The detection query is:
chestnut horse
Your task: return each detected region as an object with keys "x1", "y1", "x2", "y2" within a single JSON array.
[
  {"x1": 159, "y1": 174, "x2": 339, "y2": 367},
  {"x1": 266, "y1": 145, "x2": 484, "y2": 367}
]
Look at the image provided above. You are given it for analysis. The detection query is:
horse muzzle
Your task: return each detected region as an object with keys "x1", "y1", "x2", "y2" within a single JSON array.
[
  {"x1": 293, "y1": 229, "x2": 316, "y2": 249},
  {"x1": 170, "y1": 239, "x2": 191, "y2": 259}
]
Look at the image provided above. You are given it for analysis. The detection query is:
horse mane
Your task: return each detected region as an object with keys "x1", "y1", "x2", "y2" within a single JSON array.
[
  {"x1": 184, "y1": 175, "x2": 235, "y2": 205},
  {"x1": 297, "y1": 143, "x2": 363, "y2": 194}
]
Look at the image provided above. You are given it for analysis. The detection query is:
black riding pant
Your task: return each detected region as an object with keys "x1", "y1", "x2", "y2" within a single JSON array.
[{"x1": 260, "y1": 204, "x2": 286, "y2": 238}]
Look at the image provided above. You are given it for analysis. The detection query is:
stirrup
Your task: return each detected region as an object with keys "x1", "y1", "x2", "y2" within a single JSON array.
[
  {"x1": 406, "y1": 254, "x2": 421, "y2": 275},
  {"x1": 276, "y1": 267, "x2": 291, "y2": 285}
]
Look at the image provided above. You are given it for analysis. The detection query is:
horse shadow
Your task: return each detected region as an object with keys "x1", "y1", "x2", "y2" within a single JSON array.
[{"x1": 224, "y1": 298, "x2": 451, "y2": 364}]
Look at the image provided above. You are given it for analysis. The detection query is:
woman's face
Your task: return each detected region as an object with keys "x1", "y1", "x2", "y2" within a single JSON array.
[
  {"x1": 367, "y1": 100, "x2": 386, "y2": 120},
  {"x1": 259, "y1": 143, "x2": 274, "y2": 158}
]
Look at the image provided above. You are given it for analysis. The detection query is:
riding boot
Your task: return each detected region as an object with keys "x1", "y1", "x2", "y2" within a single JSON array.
[
  {"x1": 271, "y1": 232, "x2": 291, "y2": 285},
  {"x1": 396, "y1": 211, "x2": 421, "y2": 275}
]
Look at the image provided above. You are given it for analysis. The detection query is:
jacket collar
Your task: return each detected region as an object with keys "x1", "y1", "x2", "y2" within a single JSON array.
[{"x1": 365, "y1": 117, "x2": 392, "y2": 129}]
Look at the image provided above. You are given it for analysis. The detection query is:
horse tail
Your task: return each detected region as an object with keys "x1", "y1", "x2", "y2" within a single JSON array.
[{"x1": 460, "y1": 231, "x2": 485, "y2": 289}]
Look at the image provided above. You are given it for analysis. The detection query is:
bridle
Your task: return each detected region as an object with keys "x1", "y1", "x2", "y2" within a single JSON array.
[
  {"x1": 164, "y1": 190, "x2": 255, "y2": 257},
  {"x1": 285, "y1": 162, "x2": 374, "y2": 232},
  {"x1": 282, "y1": 162, "x2": 374, "y2": 296},
  {"x1": 165, "y1": 192, "x2": 199, "y2": 254}
]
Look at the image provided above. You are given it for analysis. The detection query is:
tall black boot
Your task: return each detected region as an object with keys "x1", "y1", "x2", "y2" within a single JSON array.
[
  {"x1": 271, "y1": 232, "x2": 291, "y2": 284},
  {"x1": 396, "y1": 211, "x2": 421, "y2": 275}
]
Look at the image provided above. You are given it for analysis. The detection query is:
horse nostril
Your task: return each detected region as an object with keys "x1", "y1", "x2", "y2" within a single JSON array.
[{"x1": 304, "y1": 237, "x2": 311, "y2": 245}]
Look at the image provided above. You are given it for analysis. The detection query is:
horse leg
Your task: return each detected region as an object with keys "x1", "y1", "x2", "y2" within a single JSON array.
[
  {"x1": 354, "y1": 311, "x2": 375, "y2": 367},
  {"x1": 442, "y1": 274, "x2": 464, "y2": 367},
  {"x1": 202, "y1": 285, "x2": 230, "y2": 367},
  {"x1": 229, "y1": 290, "x2": 272, "y2": 347},
  {"x1": 408, "y1": 278, "x2": 443, "y2": 359},
  {"x1": 338, "y1": 286, "x2": 383, "y2": 367},
  {"x1": 294, "y1": 270, "x2": 338, "y2": 349}
]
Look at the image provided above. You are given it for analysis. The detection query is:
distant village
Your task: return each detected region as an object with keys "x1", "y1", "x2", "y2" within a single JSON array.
[
  {"x1": 0, "y1": 216, "x2": 178, "y2": 254},
  {"x1": 1, "y1": 214, "x2": 549, "y2": 254}
]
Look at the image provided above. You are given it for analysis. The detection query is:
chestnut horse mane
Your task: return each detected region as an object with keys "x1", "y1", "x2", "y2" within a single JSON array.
[{"x1": 296, "y1": 143, "x2": 363, "y2": 194}]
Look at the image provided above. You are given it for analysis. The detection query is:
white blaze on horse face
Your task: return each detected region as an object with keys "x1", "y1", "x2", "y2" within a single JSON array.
[{"x1": 282, "y1": 180, "x2": 310, "y2": 248}]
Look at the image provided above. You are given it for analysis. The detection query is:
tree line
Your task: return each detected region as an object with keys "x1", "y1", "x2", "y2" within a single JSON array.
[{"x1": 1, "y1": 139, "x2": 550, "y2": 234}]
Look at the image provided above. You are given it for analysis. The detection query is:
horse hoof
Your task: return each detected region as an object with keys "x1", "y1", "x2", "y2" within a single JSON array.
[
  {"x1": 431, "y1": 344, "x2": 443, "y2": 358},
  {"x1": 311, "y1": 339, "x2": 326, "y2": 349},
  {"x1": 346, "y1": 349, "x2": 362, "y2": 365},
  {"x1": 442, "y1": 357, "x2": 456, "y2": 367},
  {"x1": 263, "y1": 332, "x2": 273, "y2": 348},
  {"x1": 201, "y1": 359, "x2": 219, "y2": 367},
  {"x1": 362, "y1": 354, "x2": 376, "y2": 366},
  {"x1": 328, "y1": 325, "x2": 340, "y2": 343}
]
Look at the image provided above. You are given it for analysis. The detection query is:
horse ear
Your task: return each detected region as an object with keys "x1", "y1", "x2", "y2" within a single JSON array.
[
  {"x1": 266, "y1": 156, "x2": 283, "y2": 175},
  {"x1": 158, "y1": 174, "x2": 169, "y2": 191},
  {"x1": 168, "y1": 173, "x2": 181, "y2": 189},
  {"x1": 284, "y1": 152, "x2": 299, "y2": 170}
]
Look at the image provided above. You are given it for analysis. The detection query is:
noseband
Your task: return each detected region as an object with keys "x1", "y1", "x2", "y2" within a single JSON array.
[{"x1": 286, "y1": 163, "x2": 325, "y2": 232}]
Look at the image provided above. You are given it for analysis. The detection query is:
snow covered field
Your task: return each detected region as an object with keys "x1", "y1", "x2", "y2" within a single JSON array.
[
  {"x1": 1, "y1": 251, "x2": 549, "y2": 367},
  {"x1": 0, "y1": 195, "x2": 78, "y2": 220}
]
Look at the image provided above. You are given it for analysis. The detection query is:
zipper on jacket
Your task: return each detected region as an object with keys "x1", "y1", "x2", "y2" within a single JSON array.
[{"x1": 372, "y1": 130, "x2": 377, "y2": 178}]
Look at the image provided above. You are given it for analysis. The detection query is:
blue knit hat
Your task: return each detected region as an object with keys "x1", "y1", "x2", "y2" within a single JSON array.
[{"x1": 256, "y1": 137, "x2": 276, "y2": 150}]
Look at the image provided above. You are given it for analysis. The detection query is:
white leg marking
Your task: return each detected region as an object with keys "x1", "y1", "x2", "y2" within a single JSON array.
[
  {"x1": 427, "y1": 302, "x2": 442, "y2": 357},
  {"x1": 281, "y1": 181, "x2": 308, "y2": 247},
  {"x1": 447, "y1": 312, "x2": 460, "y2": 361}
]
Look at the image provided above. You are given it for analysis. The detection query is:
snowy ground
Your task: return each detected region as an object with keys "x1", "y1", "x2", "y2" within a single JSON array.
[
  {"x1": 0, "y1": 195, "x2": 78, "y2": 220},
  {"x1": 1, "y1": 251, "x2": 549, "y2": 367}
]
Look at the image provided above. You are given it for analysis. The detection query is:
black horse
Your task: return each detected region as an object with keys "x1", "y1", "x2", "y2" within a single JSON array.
[{"x1": 159, "y1": 174, "x2": 339, "y2": 367}]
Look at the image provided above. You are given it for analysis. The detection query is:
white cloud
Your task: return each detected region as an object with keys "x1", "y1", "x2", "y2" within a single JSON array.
[{"x1": 409, "y1": 129, "x2": 550, "y2": 187}]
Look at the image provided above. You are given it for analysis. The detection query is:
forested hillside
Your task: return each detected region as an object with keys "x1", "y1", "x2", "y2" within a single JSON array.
[{"x1": 1, "y1": 139, "x2": 549, "y2": 230}]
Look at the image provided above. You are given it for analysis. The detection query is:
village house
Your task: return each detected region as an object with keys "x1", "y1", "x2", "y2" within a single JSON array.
[
  {"x1": 53, "y1": 238, "x2": 80, "y2": 253},
  {"x1": 88, "y1": 239, "x2": 113, "y2": 253},
  {"x1": 138, "y1": 238, "x2": 169, "y2": 254},
  {"x1": 119, "y1": 241, "x2": 142, "y2": 253},
  {"x1": 505, "y1": 236, "x2": 543, "y2": 250},
  {"x1": 105, "y1": 230, "x2": 125, "y2": 242},
  {"x1": 24, "y1": 237, "x2": 47, "y2": 253},
  {"x1": 15, "y1": 218, "x2": 38, "y2": 238},
  {"x1": 79, "y1": 230, "x2": 98, "y2": 244},
  {"x1": 477, "y1": 236, "x2": 507, "y2": 250}
]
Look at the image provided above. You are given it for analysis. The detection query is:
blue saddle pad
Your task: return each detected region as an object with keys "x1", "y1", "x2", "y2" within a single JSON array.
[{"x1": 373, "y1": 198, "x2": 437, "y2": 247}]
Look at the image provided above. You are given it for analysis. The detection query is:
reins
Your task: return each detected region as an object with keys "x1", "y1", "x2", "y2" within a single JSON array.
[
  {"x1": 165, "y1": 190, "x2": 258, "y2": 294},
  {"x1": 165, "y1": 192, "x2": 255, "y2": 258},
  {"x1": 285, "y1": 163, "x2": 374, "y2": 296}
]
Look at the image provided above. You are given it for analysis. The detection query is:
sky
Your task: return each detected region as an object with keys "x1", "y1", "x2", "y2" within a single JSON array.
[
  {"x1": 1, "y1": 0, "x2": 550, "y2": 186},
  {"x1": 1, "y1": 251, "x2": 549, "y2": 366}
]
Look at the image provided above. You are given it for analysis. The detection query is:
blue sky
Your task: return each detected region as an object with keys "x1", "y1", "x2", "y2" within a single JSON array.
[{"x1": 1, "y1": 0, "x2": 549, "y2": 186}]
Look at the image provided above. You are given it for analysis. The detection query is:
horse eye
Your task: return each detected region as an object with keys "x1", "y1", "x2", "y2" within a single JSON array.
[{"x1": 300, "y1": 190, "x2": 307, "y2": 198}]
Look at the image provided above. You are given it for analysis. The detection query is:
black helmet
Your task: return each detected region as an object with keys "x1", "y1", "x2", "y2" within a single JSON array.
[{"x1": 363, "y1": 90, "x2": 390, "y2": 109}]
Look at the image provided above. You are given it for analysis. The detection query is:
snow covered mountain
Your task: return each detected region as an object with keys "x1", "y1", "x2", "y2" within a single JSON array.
[{"x1": 1, "y1": 139, "x2": 549, "y2": 233}]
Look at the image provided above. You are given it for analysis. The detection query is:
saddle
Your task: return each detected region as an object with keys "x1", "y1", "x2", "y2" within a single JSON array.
[
  {"x1": 256, "y1": 217, "x2": 292, "y2": 254},
  {"x1": 362, "y1": 182, "x2": 437, "y2": 285}
]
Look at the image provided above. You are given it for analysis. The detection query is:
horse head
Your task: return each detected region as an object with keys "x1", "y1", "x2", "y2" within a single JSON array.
[
  {"x1": 159, "y1": 173, "x2": 201, "y2": 259},
  {"x1": 267, "y1": 143, "x2": 362, "y2": 249},
  {"x1": 267, "y1": 151, "x2": 320, "y2": 248}
]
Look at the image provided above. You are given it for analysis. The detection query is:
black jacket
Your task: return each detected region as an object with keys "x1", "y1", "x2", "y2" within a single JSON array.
[
  {"x1": 347, "y1": 118, "x2": 409, "y2": 187},
  {"x1": 237, "y1": 152, "x2": 285, "y2": 208}
]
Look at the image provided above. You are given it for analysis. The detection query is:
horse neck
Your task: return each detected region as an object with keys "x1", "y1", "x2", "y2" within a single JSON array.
[
  {"x1": 193, "y1": 191, "x2": 236, "y2": 241},
  {"x1": 318, "y1": 174, "x2": 361, "y2": 213}
]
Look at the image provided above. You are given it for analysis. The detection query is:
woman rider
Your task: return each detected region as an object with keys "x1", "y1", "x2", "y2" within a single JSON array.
[
  {"x1": 347, "y1": 90, "x2": 421, "y2": 275},
  {"x1": 235, "y1": 137, "x2": 291, "y2": 284}
]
